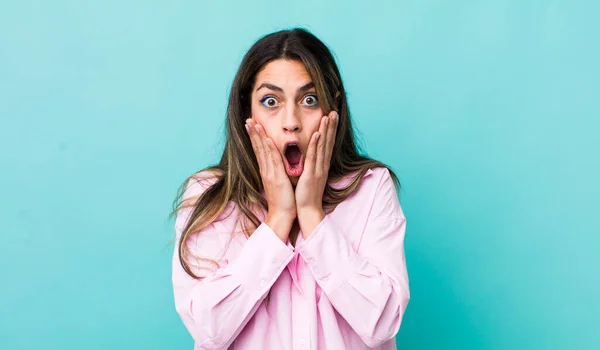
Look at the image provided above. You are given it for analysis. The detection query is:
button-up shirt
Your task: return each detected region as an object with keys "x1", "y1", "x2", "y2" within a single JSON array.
[{"x1": 172, "y1": 167, "x2": 410, "y2": 349}]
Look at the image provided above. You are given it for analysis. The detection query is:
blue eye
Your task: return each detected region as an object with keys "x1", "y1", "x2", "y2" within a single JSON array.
[
  {"x1": 260, "y1": 95, "x2": 279, "y2": 109},
  {"x1": 302, "y1": 94, "x2": 319, "y2": 107}
]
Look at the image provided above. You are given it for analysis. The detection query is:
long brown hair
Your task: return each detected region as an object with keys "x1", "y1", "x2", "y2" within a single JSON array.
[{"x1": 172, "y1": 28, "x2": 401, "y2": 278}]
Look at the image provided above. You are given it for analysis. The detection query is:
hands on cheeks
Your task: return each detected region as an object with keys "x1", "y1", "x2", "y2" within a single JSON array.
[
  {"x1": 245, "y1": 119, "x2": 296, "y2": 242},
  {"x1": 245, "y1": 110, "x2": 339, "y2": 242},
  {"x1": 295, "y1": 111, "x2": 339, "y2": 239}
]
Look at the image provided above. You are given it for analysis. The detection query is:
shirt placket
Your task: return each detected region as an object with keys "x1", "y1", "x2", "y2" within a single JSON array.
[{"x1": 294, "y1": 233, "x2": 312, "y2": 349}]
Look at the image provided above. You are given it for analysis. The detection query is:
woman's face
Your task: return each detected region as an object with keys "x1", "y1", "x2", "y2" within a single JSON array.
[{"x1": 250, "y1": 59, "x2": 324, "y2": 185}]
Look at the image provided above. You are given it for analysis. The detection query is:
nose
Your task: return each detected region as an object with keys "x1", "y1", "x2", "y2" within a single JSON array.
[{"x1": 282, "y1": 106, "x2": 302, "y2": 133}]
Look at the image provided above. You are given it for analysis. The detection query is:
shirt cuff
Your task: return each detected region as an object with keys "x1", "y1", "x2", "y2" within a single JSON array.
[
  {"x1": 230, "y1": 222, "x2": 295, "y2": 296},
  {"x1": 295, "y1": 215, "x2": 363, "y2": 294}
]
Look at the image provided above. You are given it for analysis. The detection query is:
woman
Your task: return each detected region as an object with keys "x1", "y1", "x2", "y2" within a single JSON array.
[{"x1": 172, "y1": 28, "x2": 410, "y2": 349}]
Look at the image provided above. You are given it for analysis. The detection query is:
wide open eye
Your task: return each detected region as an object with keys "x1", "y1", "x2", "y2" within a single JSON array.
[
  {"x1": 301, "y1": 94, "x2": 319, "y2": 107},
  {"x1": 260, "y1": 95, "x2": 279, "y2": 109}
]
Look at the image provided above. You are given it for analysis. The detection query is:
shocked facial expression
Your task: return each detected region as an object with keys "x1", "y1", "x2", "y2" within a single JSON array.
[{"x1": 250, "y1": 59, "x2": 324, "y2": 185}]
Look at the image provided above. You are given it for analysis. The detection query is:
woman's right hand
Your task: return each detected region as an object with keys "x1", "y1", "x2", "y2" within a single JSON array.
[{"x1": 245, "y1": 119, "x2": 296, "y2": 242}]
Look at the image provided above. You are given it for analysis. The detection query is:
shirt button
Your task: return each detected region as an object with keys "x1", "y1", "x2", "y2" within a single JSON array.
[{"x1": 299, "y1": 339, "x2": 305, "y2": 345}]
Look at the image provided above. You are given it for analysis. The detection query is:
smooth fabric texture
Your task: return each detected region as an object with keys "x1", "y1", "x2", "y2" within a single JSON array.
[{"x1": 172, "y1": 167, "x2": 410, "y2": 349}]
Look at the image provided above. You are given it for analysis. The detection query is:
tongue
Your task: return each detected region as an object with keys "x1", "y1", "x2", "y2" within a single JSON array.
[{"x1": 285, "y1": 146, "x2": 302, "y2": 166}]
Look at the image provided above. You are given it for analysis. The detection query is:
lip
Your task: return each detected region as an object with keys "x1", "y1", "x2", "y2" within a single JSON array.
[{"x1": 282, "y1": 141, "x2": 304, "y2": 177}]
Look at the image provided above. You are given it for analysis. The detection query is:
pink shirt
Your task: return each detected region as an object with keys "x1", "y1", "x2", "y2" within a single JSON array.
[{"x1": 172, "y1": 167, "x2": 410, "y2": 349}]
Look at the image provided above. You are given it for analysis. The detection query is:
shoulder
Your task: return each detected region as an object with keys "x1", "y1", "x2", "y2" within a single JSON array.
[
  {"x1": 354, "y1": 166, "x2": 403, "y2": 218},
  {"x1": 368, "y1": 165, "x2": 391, "y2": 180},
  {"x1": 182, "y1": 169, "x2": 222, "y2": 202},
  {"x1": 328, "y1": 166, "x2": 403, "y2": 233},
  {"x1": 175, "y1": 169, "x2": 223, "y2": 230},
  {"x1": 366, "y1": 166, "x2": 404, "y2": 220},
  {"x1": 331, "y1": 166, "x2": 396, "y2": 206},
  {"x1": 359, "y1": 166, "x2": 396, "y2": 192}
]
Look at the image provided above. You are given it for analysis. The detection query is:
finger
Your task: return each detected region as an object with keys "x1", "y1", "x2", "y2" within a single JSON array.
[
  {"x1": 245, "y1": 121, "x2": 261, "y2": 162},
  {"x1": 315, "y1": 115, "x2": 329, "y2": 171},
  {"x1": 325, "y1": 111, "x2": 338, "y2": 165},
  {"x1": 304, "y1": 131, "x2": 321, "y2": 175},
  {"x1": 247, "y1": 120, "x2": 270, "y2": 179},
  {"x1": 265, "y1": 137, "x2": 287, "y2": 176},
  {"x1": 246, "y1": 120, "x2": 267, "y2": 173},
  {"x1": 254, "y1": 123, "x2": 273, "y2": 176}
]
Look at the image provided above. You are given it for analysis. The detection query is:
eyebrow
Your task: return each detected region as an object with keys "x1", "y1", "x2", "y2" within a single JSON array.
[{"x1": 255, "y1": 82, "x2": 315, "y2": 94}]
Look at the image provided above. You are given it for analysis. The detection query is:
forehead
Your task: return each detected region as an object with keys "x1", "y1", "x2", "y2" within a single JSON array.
[{"x1": 254, "y1": 59, "x2": 312, "y2": 89}]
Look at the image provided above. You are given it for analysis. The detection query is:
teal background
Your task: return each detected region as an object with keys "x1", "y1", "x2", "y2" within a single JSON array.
[{"x1": 1, "y1": 1, "x2": 598, "y2": 349}]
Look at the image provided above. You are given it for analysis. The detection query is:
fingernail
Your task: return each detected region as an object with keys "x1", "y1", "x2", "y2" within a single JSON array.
[
  {"x1": 333, "y1": 112, "x2": 338, "y2": 121},
  {"x1": 254, "y1": 125, "x2": 260, "y2": 132},
  {"x1": 325, "y1": 117, "x2": 329, "y2": 125},
  {"x1": 316, "y1": 132, "x2": 320, "y2": 140}
]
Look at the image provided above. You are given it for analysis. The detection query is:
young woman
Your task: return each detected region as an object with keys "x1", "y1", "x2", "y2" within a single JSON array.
[{"x1": 172, "y1": 28, "x2": 410, "y2": 350}]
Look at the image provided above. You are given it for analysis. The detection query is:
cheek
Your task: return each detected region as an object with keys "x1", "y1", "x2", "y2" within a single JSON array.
[
  {"x1": 304, "y1": 114, "x2": 323, "y2": 135},
  {"x1": 263, "y1": 125, "x2": 280, "y2": 141},
  {"x1": 251, "y1": 114, "x2": 278, "y2": 140},
  {"x1": 251, "y1": 104, "x2": 270, "y2": 129},
  {"x1": 250, "y1": 102, "x2": 265, "y2": 121}
]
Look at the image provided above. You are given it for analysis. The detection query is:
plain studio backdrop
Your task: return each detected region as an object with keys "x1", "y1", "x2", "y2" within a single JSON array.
[{"x1": 1, "y1": 1, "x2": 598, "y2": 349}]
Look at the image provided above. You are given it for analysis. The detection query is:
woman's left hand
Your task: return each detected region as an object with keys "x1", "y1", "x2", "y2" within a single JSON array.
[{"x1": 295, "y1": 110, "x2": 339, "y2": 238}]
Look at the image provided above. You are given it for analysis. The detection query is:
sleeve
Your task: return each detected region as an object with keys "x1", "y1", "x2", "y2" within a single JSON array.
[
  {"x1": 172, "y1": 176, "x2": 295, "y2": 350},
  {"x1": 295, "y1": 169, "x2": 410, "y2": 348}
]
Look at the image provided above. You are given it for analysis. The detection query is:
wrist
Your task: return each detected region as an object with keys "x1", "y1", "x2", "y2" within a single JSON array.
[
  {"x1": 297, "y1": 207, "x2": 325, "y2": 221},
  {"x1": 297, "y1": 207, "x2": 325, "y2": 238},
  {"x1": 265, "y1": 212, "x2": 294, "y2": 242}
]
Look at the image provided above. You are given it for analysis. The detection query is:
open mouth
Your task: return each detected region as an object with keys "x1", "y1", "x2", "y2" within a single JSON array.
[
  {"x1": 285, "y1": 143, "x2": 302, "y2": 166},
  {"x1": 283, "y1": 143, "x2": 304, "y2": 177}
]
